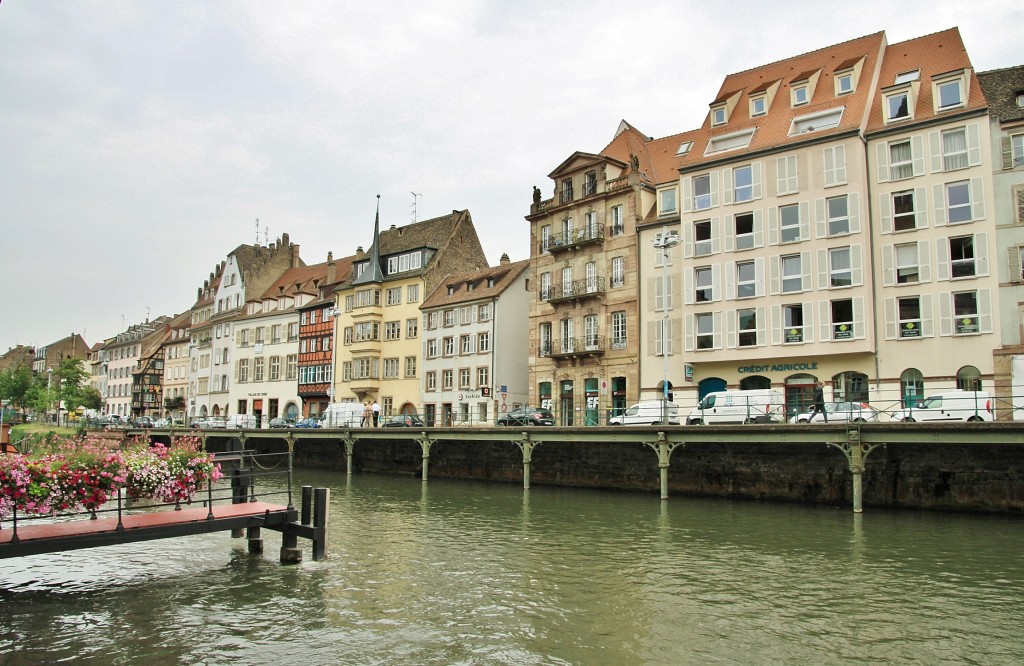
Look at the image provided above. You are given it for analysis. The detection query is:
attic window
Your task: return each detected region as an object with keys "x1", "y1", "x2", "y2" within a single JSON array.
[
  {"x1": 894, "y1": 70, "x2": 920, "y2": 85},
  {"x1": 711, "y1": 105, "x2": 727, "y2": 126},
  {"x1": 789, "y1": 108, "x2": 844, "y2": 136},
  {"x1": 447, "y1": 286, "x2": 456, "y2": 295},
  {"x1": 835, "y1": 70, "x2": 854, "y2": 95},
  {"x1": 676, "y1": 141, "x2": 693, "y2": 156},
  {"x1": 749, "y1": 95, "x2": 767, "y2": 117},
  {"x1": 791, "y1": 84, "x2": 809, "y2": 107},
  {"x1": 1017, "y1": 92, "x2": 1024, "y2": 107},
  {"x1": 706, "y1": 128, "x2": 755, "y2": 155},
  {"x1": 487, "y1": 277, "x2": 495, "y2": 288}
]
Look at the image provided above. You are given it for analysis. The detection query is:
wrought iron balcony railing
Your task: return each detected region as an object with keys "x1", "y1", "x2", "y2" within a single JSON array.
[{"x1": 542, "y1": 276, "x2": 606, "y2": 303}]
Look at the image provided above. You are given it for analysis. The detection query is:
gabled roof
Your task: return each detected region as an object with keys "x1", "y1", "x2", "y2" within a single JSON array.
[
  {"x1": 977, "y1": 65, "x2": 1024, "y2": 124},
  {"x1": 260, "y1": 262, "x2": 330, "y2": 301},
  {"x1": 865, "y1": 27, "x2": 987, "y2": 133},
  {"x1": 600, "y1": 121, "x2": 696, "y2": 186},
  {"x1": 420, "y1": 259, "x2": 530, "y2": 309}
]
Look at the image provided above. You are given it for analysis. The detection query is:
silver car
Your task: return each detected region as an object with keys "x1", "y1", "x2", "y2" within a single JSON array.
[{"x1": 790, "y1": 401, "x2": 880, "y2": 423}]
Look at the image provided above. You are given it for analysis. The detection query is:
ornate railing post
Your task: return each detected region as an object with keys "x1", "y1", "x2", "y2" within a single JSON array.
[
  {"x1": 417, "y1": 433, "x2": 433, "y2": 481},
  {"x1": 825, "y1": 426, "x2": 886, "y2": 513},
  {"x1": 511, "y1": 432, "x2": 540, "y2": 489},
  {"x1": 643, "y1": 431, "x2": 684, "y2": 500}
]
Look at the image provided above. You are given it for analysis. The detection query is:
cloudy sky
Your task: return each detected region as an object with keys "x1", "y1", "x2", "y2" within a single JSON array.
[{"x1": 1, "y1": 0, "x2": 1020, "y2": 354}]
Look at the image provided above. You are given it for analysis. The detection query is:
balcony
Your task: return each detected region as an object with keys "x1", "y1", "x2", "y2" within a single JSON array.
[
  {"x1": 542, "y1": 277, "x2": 606, "y2": 305},
  {"x1": 540, "y1": 335, "x2": 607, "y2": 361},
  {"x1": 543, "y1": 226, "x2": 604, "y2": 254}
]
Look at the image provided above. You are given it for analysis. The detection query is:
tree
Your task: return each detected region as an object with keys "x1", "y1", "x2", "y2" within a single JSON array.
[
  {"x1": 0, "y1": 365, "x2": 33, "y2": 413},
  {"x1": 77, "y1": 385, "x2": 104, "y2": 411},
  {"x1": 53, "y1": 357, "x2": 90, "y2": 417}
]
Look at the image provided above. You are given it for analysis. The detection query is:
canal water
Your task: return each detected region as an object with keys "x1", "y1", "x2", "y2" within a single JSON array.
[{"x1": 2, "y1": 469, "x2": 1023, "y2": 665}]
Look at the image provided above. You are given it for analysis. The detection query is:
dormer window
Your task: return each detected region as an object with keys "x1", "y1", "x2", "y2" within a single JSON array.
[
  {"x1": 706, "y1": 128, "x2": 755, "y2": 155},
  {"x1": 895, "y1": 70, "x2": 920, "y2": 85},
  {"x1": 791, "y1": 84, "x2": 809, "y2": 107},
  {"x1": 935, "y1": 78, "x2": 964, "y2": 111},
  {"x1": 886, "y1": 91, "x2": 910, "y2": 121},
  {"x1": 1017, "y1": 92, "x2": 1024, "y2": 108},
  {"x1": 789, "y1": 107, "x2": 844, "y2": 136},
  {"x1": 676, "y1": 141, "x2": 693, "y2": 156},
  {"x1": 711, "y1": 105, "x2": 727, "y2": 126},
  {"x1": 749, "y1": 95, "x2": 767, "y2": 117},
  {"x1": 836, "y1": 71, "x2": 854, "y2": 95},
  {"x1": 659, "y1": 187, "x2": 678, "y2": 216}
]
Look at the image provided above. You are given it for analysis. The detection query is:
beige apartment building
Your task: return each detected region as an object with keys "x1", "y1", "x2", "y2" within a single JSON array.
[
  {"x1": 160, "y1": 311, "x2": 191, "y2": 422},
  {"x1": 331, "y1": 208, "x2": 488, "y2": 418}
]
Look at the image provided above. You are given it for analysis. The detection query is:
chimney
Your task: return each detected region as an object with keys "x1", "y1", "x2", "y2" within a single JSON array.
[
  {"x1": 291, "y1": 243, "x2": 301, "y2": 268},
  {"x1": 327, "y1": 251, "x2": 336, "y2": 283},
  {"x1": 356, "y1": 246, "x2": 365, "y2": 259},
  {"x1": 500, "y1": 253, "x2": 510, "y2": 267}
]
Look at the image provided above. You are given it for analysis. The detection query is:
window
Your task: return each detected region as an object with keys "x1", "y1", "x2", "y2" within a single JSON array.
[
  {"x1": 660, "y1": 188, "x2": 677, "y2": 215},
  {"x1": 695, "y1": 266, "x2": 713, "y2": 302},
  {"x1": 936, "y1": 79, "x2": 963, "y2": 110},
  {"x1": 560, "y1": 178, "x2": 573, "y2": 203},
  {"x1": 830, "y1": 247, "x2": 852, "y2": 287},
  {"x1": 949, "y1": 236, "x2": 976, "y2": 278},
  {"x1": 792, "y1": 84, "x2": 809, "y2": 106},
  {"x1": 383, "y1": 358, "x2": 399, "y2": 379},
  {"x1": 584, "y1": 314, "x2": 600, "y2": 348},
  {"x1": 270, "y1": 356, "x2": 280, "y2": 381},
  {"x1": 953, "y1": 291, "x2": 979, "y2": 334},
  {"x1": 733, "y1": 165, "x2": 753, "y2": 203},
  {"x1": 253, "y1": 358, "x2": 264, "y2": 382},
  {"x1": 406, "y1": 318, "x2": 418, "y2": 338},
  {"x1": 676, "y1": 140, "x2": 694, "y2": 155},
  {"x1": 385, "y1": 321, "x2": 401, "y2": 341},
  {"x1": 831, "y1": 299, "x2": 854, "y2": 340},
  {"x1": 478, "y1": 331, "x2": 490, "y2": 352},
  {"x1": 585, "y1": 211, "x2": 599, "y2": 236},
  {"x1": 736, "y1": 261, "x2": 756, "y2": 298},
  {"x1": 479, "y1": 304, "x2": 492, "y2": 321},
  {"x1": 386, "y1": 287, "x2": 401, "y2": 306},
  {"x1": 738, "y1": 309, "x2": 757, "y2": 347},
  {"x1": 946, "y1": 181, "x2": 972, "y2": 223},
  {"x1": 889, "y1": 140, "x2": 913, "y2": 180},
  {"x1": 823, "y1": 145, "x2": 847, "y2": 187},
  {"x1": 780, "y1": 204, "x2": 800, "y2": 243},
  {"x1": 898, "y1": 297, "x2": 922, "y2": 338},
  {"x1": 408, "y1": 284, "x2": 419, "y2": 302},
  {"x1": 750, "y1": 95, "x2": 766, "y2": 116},
  {"x1": 611, "y1": 256, "x2": 625, "y2": 288},
  {"x1": 442, "y1": 369, "x2": 454, "y2": 390},
  {"x1": 540, "y1": 224, "x2": 551, "y2": 253},
  {"x1": 894, "y1": 70, "x2": 920, "y2": 85},
  {"x1": 893, "y1": 191, "x2": 918, "y2": 231},
  {"x1": 887, "y1": 92, "x2": 910, "y2": 121},
  {"x1": 539, "y1": 323, "x2": 552, "y2": 356},
  {"x1": 443, "y1": 337, "x2": 455, "y2": 356},
  {"x1": 734, "y1": 212, "x2": 754, "y2": 250},
  {"x1": 695, "y1": 219, "x2": 713, "y2": 256},
  {"x1": 238, "y1": 359, "x2": 249, "y2": 383},
  {"x1": 895, "y1": 243, "x2": 921, "y2": 284},
  {"x1": 696, "y1": 313, "x2": 714, "y2": 350},
  {"x1": 611, "y1": 311, "x2": 626, "y2": 349},
  {"x1": 426, "y1": 339, "x2": 438, "y2": 358},
  {"x1": 693, "y1": 174, "x2": 712, "y2": 210},
  {"x1": 461, "y1": 335, "x2": 474, "y2": 355},
  {"x1": 790, "y1": 108, "x2": 843, "y2": 135},
  {"x1": 426, "y1": 371, "x2": 436, "y2": 391},
  {"x1": 827, "y1": 196, "x2": 849, "y2": 236},
  {"x1": 1012, "y1": 134, "x2": 1024, "y2": 167},
  {"x1": 354, "y1": 322, "x2": 379, "y2": 342},
  {"x1": 444, "y1": 309, "x2": 455, "y2": 327},
  {"x1": 783, "y1": 304, "x2": 805, "y2": 343},
  {"x1": 942, "y1": 128, "x2": 969, "y2": 171},
  {"x1": 707, "y1": 129, "x2": 754, "y2": 153},
  {"x1": 836, "y1": 72, "x2": 854, "y2": 95},
  {"x1": 583, "y1": 171, "x2": 597, "y2": 196},
  {"x1": 776, "y1": 155, "x2": 798, "y2": 195},
  {"x1": 286, "y1": 355, "x2": 297, "y2": 380},
  {"x1": 781, "y1": 254, "x2": 802, "y2": 293},
  {"x1": 711, "y1": 106, "x2": 726, "y2": 126},
  {"x1": 477, "y1": 366, "x2": 489, "y2": 388},
  {"x1": 610, "y1": 205, "x2": 625, "y2": 236}
]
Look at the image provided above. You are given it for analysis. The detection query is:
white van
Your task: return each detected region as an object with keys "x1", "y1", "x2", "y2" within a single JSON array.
[
  {"x1": 892, "y1": 391, "x2": 992, "y2": 422},
  {"x1": 608, "y1": 401, "x2": 681, "y2": 425},
  {"x1": 321, "y1": 401, "x2": 366, "y2": 428},
  {"x1": 226, "y1": 414, "x2": 258, "y2": 429},
  {"x1": 687, "y1": 389, "x2": 785, "y2": 425}
]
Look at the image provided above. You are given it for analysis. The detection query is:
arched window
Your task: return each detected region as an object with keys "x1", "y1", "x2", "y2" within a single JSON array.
[
  {"x1": 957, "y1": 366, "x2": 982, "y2": 391},
  {"x1": 832, "y1": 371, "x2": 869, "y2": 403},
  {"x1": 698, "y1": 377, "x2": 727, "y2": 399},
  {"x1": 901, "y1": 368, "x2": 924, "y2": 408},
  {"x1": 285, "y1": 402, "x2": 300, "y2": 420},
  {"x1": 739, "y1": 375, "x2": 771, "y2": 390}
]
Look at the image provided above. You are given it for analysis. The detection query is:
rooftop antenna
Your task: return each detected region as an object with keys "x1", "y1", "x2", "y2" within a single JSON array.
[
  {"x1": 264, "y1": 224, "x2": 269, "y2": 246},
  {"x1": 411, "y1": 191, "x2": 421, "y2": 224},
  {"x1": 145, "y1": 306, "x2": 150, "y2": 323},
  {"x1": 255, "y1": 218, "x2": 260, "y2": 246},
  {"x1": 120, "y1": 314, "x2": 125, "y2": 331}
]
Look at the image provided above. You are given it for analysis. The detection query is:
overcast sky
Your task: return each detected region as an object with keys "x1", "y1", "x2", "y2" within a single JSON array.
[{"x1": 1, "y1": 1, "x2": 1020, "y2": 354}]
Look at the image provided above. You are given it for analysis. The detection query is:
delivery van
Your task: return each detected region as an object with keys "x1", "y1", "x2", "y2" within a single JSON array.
[
  {"x1": 687, "y1": 389, "x2": 785, "y2": 425},
  {"x1": 226, "y1": 414, "x2": 258, "y2": 429},
  {"x1": 608, "y1": 400, "x2": 681, "y2": 425},
  {"x1": 321, "y1": 401, "x2": 366, "y2": 428},
  {"x1": 892, "y1": 390, "x2": 992, "y2": 422}
]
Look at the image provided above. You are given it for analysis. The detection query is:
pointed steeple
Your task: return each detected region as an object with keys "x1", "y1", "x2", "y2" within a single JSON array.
[{"x1": 352, "y1": 195, "x2": 385, "y2": 285}]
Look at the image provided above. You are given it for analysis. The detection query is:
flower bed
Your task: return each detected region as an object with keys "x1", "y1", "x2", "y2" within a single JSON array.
[{"x1": 0, "y1": 435, "x2": 222, "y2": 522}]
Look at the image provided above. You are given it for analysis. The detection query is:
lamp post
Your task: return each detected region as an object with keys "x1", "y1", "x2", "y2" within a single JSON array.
[{"x1": 651, "y1": 230, "x2": 681, "y2": 424}]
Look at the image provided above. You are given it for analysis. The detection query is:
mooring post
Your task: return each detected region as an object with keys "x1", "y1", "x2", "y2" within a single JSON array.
[
  {"x1": 230, "y1": 468, "x2": 249, "y2": 538},
  {"x1": 301, "y1": 485, "x2": 312, "y2": 525},
  {"x1": 642, "y1": 432, "x2": 682, "y2": 501},
  {"x1": 312, "y1": 487, "x2": 330, "y2": 561},
  {"x1": 417, "y1": 434, "x2": 433, "y2": 481},
  {"x1": 247, "y1": 525, "x2": 263, "y2": 554}
]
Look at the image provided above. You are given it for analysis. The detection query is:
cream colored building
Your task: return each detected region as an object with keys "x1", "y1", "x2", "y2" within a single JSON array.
[{"x1": 160, "y1": 312, "x2": 191, "y2": 422}]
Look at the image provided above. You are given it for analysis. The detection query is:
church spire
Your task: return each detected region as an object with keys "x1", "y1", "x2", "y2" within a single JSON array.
[{"x1": 352, "y1": 195, "x2": 385, "y2": 285}]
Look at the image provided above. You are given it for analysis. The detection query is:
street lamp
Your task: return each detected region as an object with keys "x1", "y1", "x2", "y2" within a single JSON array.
[{"x1": 651, "y1": 230, "x2": 681, "y2": 423}]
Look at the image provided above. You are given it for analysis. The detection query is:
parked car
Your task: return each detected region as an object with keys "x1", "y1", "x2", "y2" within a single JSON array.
[
  {"x1": 200, "y1": 417, "x2": 227, "y2": 429},
  {"x1": 497, "y1": 406, "x2": 555, "y2": 427},
  {"x1": 790, "y1": 401, "x2": 880, "y2": 423},
  {"x1": 609, "y1": 400, "x2": 681, "y2": 425},
  {"x1": 134, "y1": 416, "x2": 156, "y2": 428},
  {"x1": 382, "y1": 414, "x2": 425, "y2": 428},
  {"x1": 269, "y1": 417, "x2": 296, "y2": 429},
  {"x1": 153, "y1": 418, "x2": 170, "y2": 428},
  {"x1": 293, "y1": 417, "x2": 321, "y2": 428}
]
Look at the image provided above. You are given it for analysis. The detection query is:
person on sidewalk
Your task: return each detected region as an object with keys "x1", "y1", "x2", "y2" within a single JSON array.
[
  {"x1": 361, "y1": 402, "x2": 372, "y2": 428},
  {"x1": 809, "y1": 382, "x2": 828, "y2": 422},
  {"x1": 371, "y1": 401, "x2": 381, "y2": 427}
]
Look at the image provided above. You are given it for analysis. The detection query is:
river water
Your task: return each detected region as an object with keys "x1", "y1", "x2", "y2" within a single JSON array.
[{"x1": 2, "y1": 469, "x2": 1023, "y2": 665}]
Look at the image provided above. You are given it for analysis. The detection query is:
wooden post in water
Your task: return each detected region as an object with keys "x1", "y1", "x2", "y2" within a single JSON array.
[{"x1": 312, "y1": 487, "x2": 329, "y2": 561}]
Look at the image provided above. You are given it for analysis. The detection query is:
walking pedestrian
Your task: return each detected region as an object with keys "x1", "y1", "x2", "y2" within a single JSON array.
[
  {"x1": 809, "y1": 381, "x2": 828, "y2": 422},
  {"x1": 371, "y1": 400, "x2": 381, "y2": 427},
  {"x1": 361, "y1": 402, "x2": 372, "y2": 428}
]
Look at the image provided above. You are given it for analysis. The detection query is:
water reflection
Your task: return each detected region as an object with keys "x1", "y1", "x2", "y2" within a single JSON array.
[{"x1": 2, "y1": 470, "x2": 1023, "y2": 664}]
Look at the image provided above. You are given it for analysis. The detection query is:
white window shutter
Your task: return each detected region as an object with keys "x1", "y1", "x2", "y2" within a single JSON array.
[
  {"x1": 755, "y1": 257, "x2": 766, "y2": 297},
  {"x1": 768, "y1": 206, "x2": 779, "y2": 245},
  {"x1": 799, "y1": 201, "x2": 810, "y2": 241},
  {"x1": 912, "y1": 135, "x2": 926, "y2": 176},
  {"x1": 710, "y1": 217, "x2": 722, "y2": 254},
  {"x1": 975, "y1": 232, "x2": 989, "y2": 276},
  {"x1": 711, "y1": 264, "x2": 721, "y2": 301},
  {"x1": 852, "y1": 245, "x2": 863, "y2": 286},
  {"x1": 933, "y1": 184, "x2": 947, "y2": 226},
  {"x1": 1002, "y1": 137, "x2": 1014, "y2": 170},
  {"x1": 709, "y1": 171, "x2": 720, "y2": 207},
  {"x1": 819, "y1": 300, "x2": 831, "y2": 341},
  {"x1": 915, "y1": 187, "x2": 930, "y2": 228},
  {"x1": 752, "y1": 162, "x2": 763, "y2": 199},
  {"x1": 1008, "y1": 245, "x2": 1023, "y2": 284},
  {"x1": 849, "y1": 193, "x2": 861, "y2": 233},
  {"x1": 801, "y1": 251, "x2": 812, "y2": 291},
  {"x1": 684, "y1": 313, "x2": 695, "y2": 352},
  {"x1": 967, "y1": 123, "x2": 982, "y2": 167},
  {"x1": 726, "y1": 309, "x2": 737, "y2": 348},
  {"x1": 769, "y1": 255, "x2": 780, "y2": 295},
  {"x1": 683, "y1": 268, "x2": 694, "y2": 305},
  {"x1": 928, "y1": 131, "x2": 942, "y2": 173},
  {"x1": 724, "y1": 213, "x2": 735, "y2": 252},
  {"x1": 756, "y1": 306, "x2": 767, "y2": 345},
  {"x1": 979, "y1": 288, "x2": 993, "y2": 334},
  {"x1": 723, "y1": 167, "x2": 734, "y2": 205},
  {"x1": 876, "y1": 142, "x2": 889, "y2": 183},
  {"x1": 803, "y1": 301, "x2": 814, "y2": 342},
  {"x1": 854, "y1": 297, "x2": 866, "y2": 339},
  {"x1": 834, "y1": 145, "x2": 846, "y2": 185},
  {"x1": 682, "y1": 176, "x2": 693, "y2": 213},
  {"x1": 921, "y1": 295, "x2": 934, "y2": 337},
  {"x1": 753, "y1": 210, "x2": 764, "y2": 248},
  {"x1": 814, "y1": 198, "x2": 827, "y2": 239},
  {"x1": 970, "y1": 177, "x2": 986, "y2": 220},
  {"x1": 776, "y1": 157, "x2": 788, "y2": 194},
  {"x1": 725, "y1": 260, "x2": 736, "y2": 300},
  {"x1": 884, "y1": 297, "x2": 897, "y2": 339},
  {"x1": 713, "y1": 312, "x2": 723, "y2": 350},
  {"x1": 918, "y1": 240, "x2": 932, "y2": 283},
  {"x1": 879, "y1": 193, "x2": 893, "y2": 234},
  {"x1": 936, "y1": 237, "x2": 950, "y2": 281},
  {"x1": 939, "y1": 293, "x2": 952, "y2": 336},
  {"x1": 771, "y1": 305, "x2": 782, "y2": 345},
  {"x1": 816, "y1": 248, "x2": 829, "y2": 290},
  {"x1": 823, "y1": 148, "x2": 835, "y2": 187},
  {"x1": 882, "y1": 244, "x2": 894, "y2": 286},
  {"x1": 683, "y1": 219, "x2": 694, "y2": 259}
]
